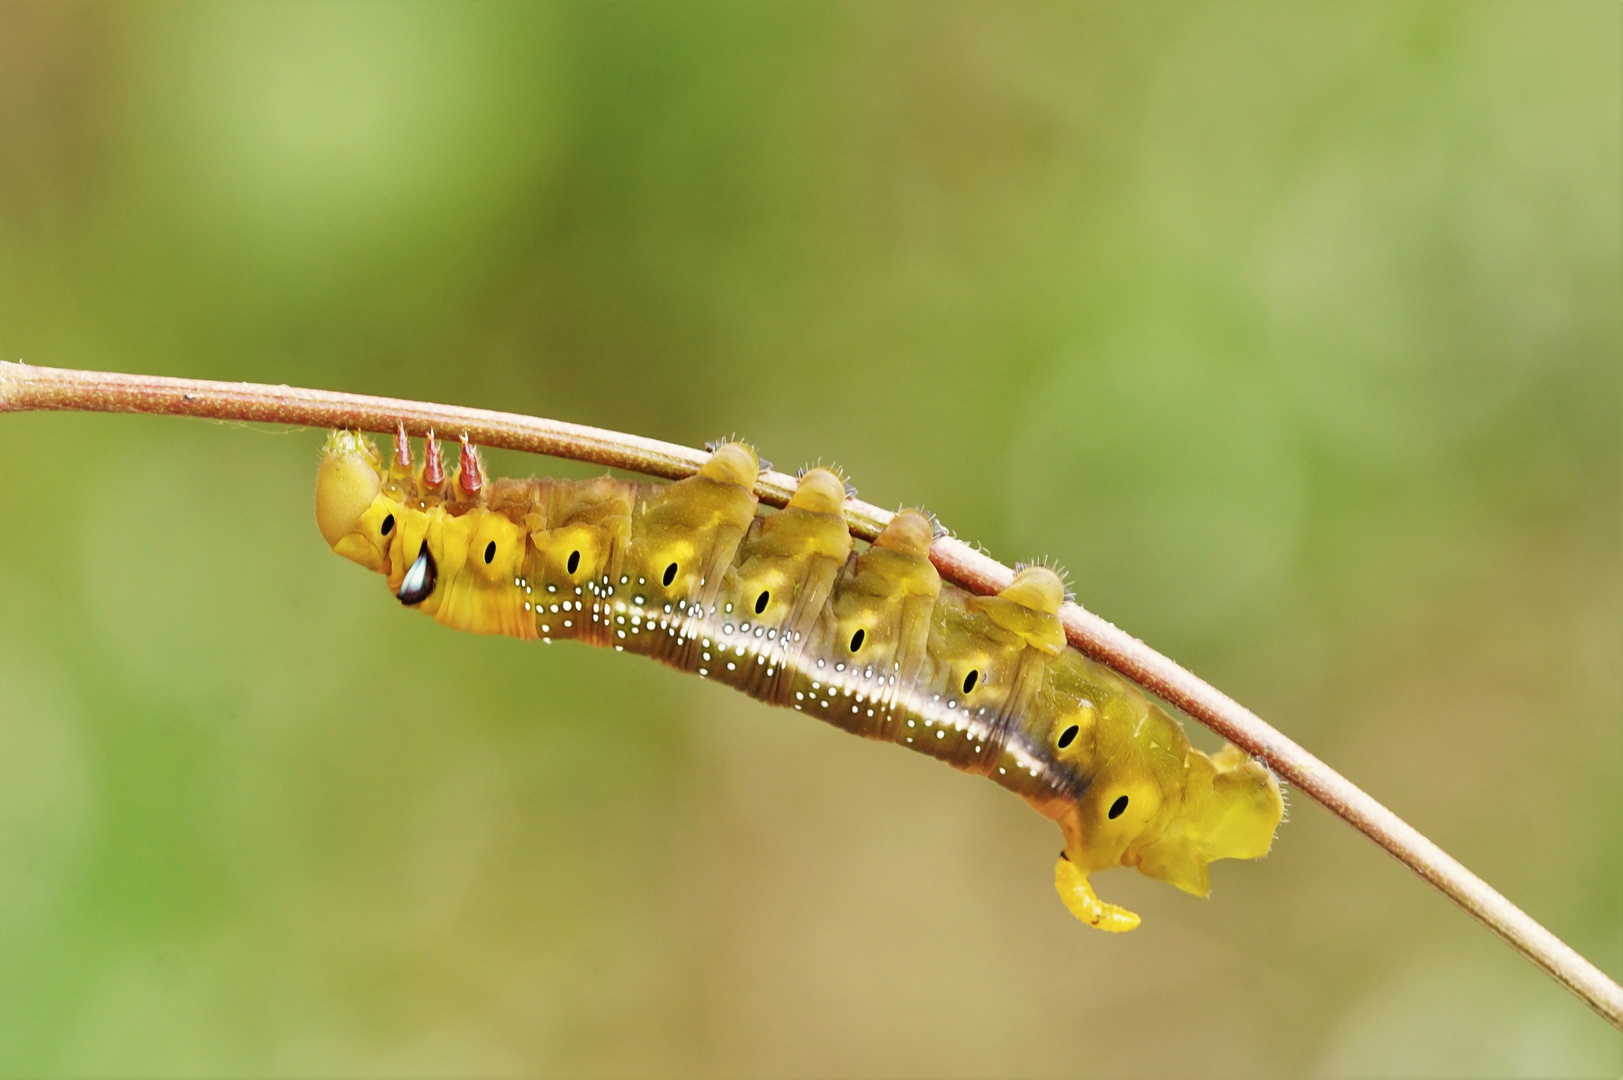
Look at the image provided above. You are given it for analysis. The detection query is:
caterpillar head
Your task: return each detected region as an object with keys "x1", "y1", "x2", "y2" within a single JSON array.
[
  {"x1": 1055, "y1": 706, "x2": 1282, "y2": 930},
  {"x1": 316, "y1": 431, "x2": 395, "y2": 572}
]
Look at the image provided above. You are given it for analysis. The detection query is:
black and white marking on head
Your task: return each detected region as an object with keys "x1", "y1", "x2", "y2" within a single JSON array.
[{"x1": 398, "y1": 542, "x2": 437, "y2": 606}]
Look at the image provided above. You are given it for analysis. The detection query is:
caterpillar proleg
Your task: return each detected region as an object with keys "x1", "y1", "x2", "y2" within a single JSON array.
[{"x1": 317, "y1": 429, "x2": 1284, "y2": 930}]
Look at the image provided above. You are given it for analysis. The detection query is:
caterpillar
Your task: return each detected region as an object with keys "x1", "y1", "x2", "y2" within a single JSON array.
[{"x1": 316, "y1": 426, "x2": 1283, "y2": 931}]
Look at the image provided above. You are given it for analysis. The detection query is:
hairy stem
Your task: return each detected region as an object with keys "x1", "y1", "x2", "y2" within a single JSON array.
[{"x1": 4, "y1": 360, "x2": 1619, "y2": 1029}]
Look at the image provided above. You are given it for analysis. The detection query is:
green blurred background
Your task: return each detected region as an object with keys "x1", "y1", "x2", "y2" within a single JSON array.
[{"x1": 1, "y1": 2, "x2": 1618, "y2": 1075}]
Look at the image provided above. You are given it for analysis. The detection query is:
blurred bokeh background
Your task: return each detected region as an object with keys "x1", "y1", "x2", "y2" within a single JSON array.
[{"x1": 1, "y1": 2, "x2": 1619, "y2": 1075}]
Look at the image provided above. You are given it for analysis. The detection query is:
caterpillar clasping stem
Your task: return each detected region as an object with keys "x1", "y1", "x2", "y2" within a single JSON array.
[
  {"x1": 7, "y1": 361, "x2": 1616, "y2": 1024},
  {"x1": 316, "y1": 434, "x2": 1283, "y2": 933}
]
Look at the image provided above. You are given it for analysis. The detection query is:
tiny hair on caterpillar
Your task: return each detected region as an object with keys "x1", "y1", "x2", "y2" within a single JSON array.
[{"x1": 316, "y1": 426, "x2": 1284, "y2": 931}]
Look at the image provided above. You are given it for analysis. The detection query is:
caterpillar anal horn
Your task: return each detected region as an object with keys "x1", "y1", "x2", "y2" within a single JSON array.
[{"x1": 398, "y1": 544, "x2": 437, "y2": 605}]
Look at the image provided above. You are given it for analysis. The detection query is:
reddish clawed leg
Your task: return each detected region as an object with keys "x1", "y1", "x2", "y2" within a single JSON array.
[
  {"x1": 392, "y1": 419, "x2": 413, "y2": 473},
  {"x1": 422, "y1": 430, "x2": 445, "y2": 489},
  {"x1": 457, "y1": 433, "x2": 483, "y2": 497}
]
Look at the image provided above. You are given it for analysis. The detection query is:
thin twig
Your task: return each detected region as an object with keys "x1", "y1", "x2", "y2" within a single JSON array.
[{"x1": 3, "y1": 359, "x2": 1619, "y2": 1030}]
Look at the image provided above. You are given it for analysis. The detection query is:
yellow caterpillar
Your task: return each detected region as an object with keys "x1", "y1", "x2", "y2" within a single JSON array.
[{"x1": 317, "y1": 427, "x2": 1282, "y2": 931}]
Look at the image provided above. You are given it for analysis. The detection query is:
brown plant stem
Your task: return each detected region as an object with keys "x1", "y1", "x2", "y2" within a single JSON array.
[{"x1": 4, "y1": 359, "x2": 1619, "y2": 1030}]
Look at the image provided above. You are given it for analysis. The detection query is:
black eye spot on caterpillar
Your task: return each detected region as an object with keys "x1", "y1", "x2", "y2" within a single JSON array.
[
  {"x1": 663, "y1": 562, "x2": 678, "y2": 587},
  {"x1": 1057, "y1": 724, "x2": 1079, "y2": 749},
  {"x1": 1108, "y1": 795, "x2": 1129, "y2": 820},
  {"x1": 484, "y1": 541, "x2": 496, "y2": 565},
  {"x1": 962, "y1": 669, "x2": 979, "y2": 694},
  {"x1": 381, "y1": 513, "x2": 394, "y2": 536},
  {"x1": 849, "y1": 627, "x2": 865, "y2": 652},
  {"x1": 755, "y1": 590, "x2": 770, "y2": 614},
  {"x1": 398, "y1": 542, "x2": 436, "y2": 606},
  {"x1": 567, "y1": 550, "x2": 581, "y2": 575}
]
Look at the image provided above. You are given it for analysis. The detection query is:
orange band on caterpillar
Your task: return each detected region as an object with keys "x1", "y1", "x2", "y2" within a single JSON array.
[{"x1": 316, "y1": 431, "x2": 1284, "y2": 929}]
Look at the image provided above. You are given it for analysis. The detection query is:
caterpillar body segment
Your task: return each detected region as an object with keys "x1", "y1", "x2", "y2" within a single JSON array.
[{"x1": 316, "y1": 431, "x2": 1284, "y2": 930}]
